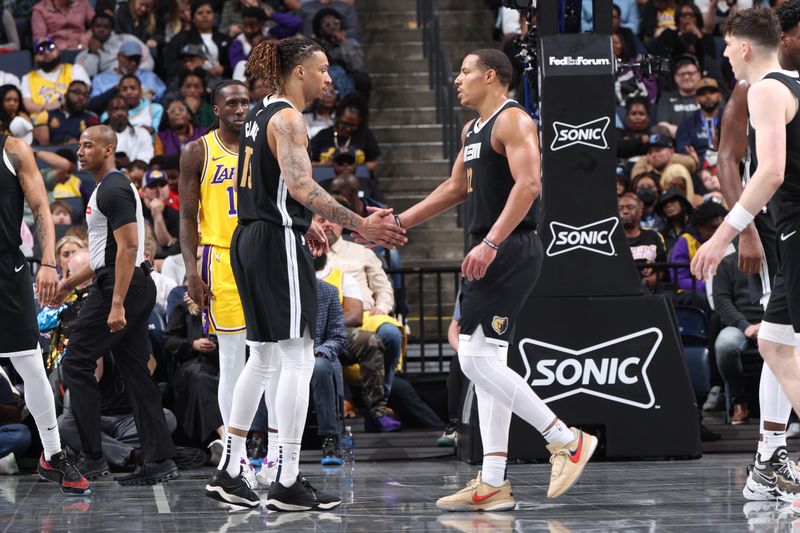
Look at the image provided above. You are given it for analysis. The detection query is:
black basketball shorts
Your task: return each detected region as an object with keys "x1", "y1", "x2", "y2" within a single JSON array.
[
  {"x1": 763, "y1": 218, "x2": 800, "y2": 332},
  {"x1": 459, "y1": 231, "x2": 543, "y2": 345},
  {"x1": 0, "y1": 249, "x2": 39, "y2": 356},
  {"x1": 231, "y1": 221, "x2": 316, "y2": 344}
]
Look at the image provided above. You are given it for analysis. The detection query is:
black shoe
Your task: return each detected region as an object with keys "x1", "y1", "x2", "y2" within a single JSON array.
[
  {"x1": 205, "y1": 469, "x2": 260, "y2": 508},
  {"x1": 38, "y1": 451, "x2": 91, "y2": 496},
  {"x1": 700, "y1": 424, "x2": 721, "y2": 442},
  {"x1": 115, "y1": 458, "x2": 179, "y2": 486},
  {"x1": 76, "y1": 455, "x2": 110, "y2": 480},
  {"x1": 320, "y1": 436, "x2": 342, "y2": 466},
  {"x1": 266, "y1": 473, "x2": 341, "y2": 512}
]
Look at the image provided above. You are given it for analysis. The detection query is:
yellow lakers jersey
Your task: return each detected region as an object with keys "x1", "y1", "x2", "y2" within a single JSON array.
[
  {"x1": 199, "y1": 130, "x2": 239, "y2": 248},
  {"x1": 28, "y1": 64, "x2": 75, "y2": 107}
]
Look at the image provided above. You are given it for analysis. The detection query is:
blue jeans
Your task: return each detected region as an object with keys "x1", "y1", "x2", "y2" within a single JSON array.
[
  {"x1": 310, "y1": 357, "x2": 340, "y2": 436},
  {"x1": 376, "y1": 323, "x2": 402, "y2": 397},
  {"x1": 714, "y1": 326, "x2": 753, "y2": 405},
  {"x1": 0, "y1": 423, "x2": 31, "y2": 458}
]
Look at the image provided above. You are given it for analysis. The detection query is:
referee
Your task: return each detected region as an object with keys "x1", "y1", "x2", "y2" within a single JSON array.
[{"x1": 55, "y1": 126, "x2": 178, "y2": 485}]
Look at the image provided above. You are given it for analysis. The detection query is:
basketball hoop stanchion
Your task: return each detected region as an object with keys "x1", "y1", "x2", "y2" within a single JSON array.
[{"x1": 458, "y1": 0, "x2": 702, "y2": 463}]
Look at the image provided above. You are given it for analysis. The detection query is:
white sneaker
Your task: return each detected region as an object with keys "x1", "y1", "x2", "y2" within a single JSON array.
[
  {"x1": 207, "y1": 439, "x2": 223, "y2": 466},
  {"x1": 703, "y1": 386, "x2": 724, "y2": 412},
  {"x1": 0, "y1": 453, "x2": 19, "y2": 475},
  {"x1": 255, "y1": 459, "x2": 276, "y2": 488},
  {"x1": 240, "y1": 458, "x2": 258, "y2": 490}
]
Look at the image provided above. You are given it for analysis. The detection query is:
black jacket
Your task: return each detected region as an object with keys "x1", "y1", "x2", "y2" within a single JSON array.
[
  {"x1": 162, "y1": 29, "x2": 231, "y2": 81},
  {"x1": 712, "y1": 253, "x2": 764, "y2": 331}
]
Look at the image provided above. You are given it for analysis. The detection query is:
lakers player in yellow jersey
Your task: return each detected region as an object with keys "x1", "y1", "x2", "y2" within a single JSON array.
[{"x1": 179, "y1": 81, "x2": 267, "y2": 486}]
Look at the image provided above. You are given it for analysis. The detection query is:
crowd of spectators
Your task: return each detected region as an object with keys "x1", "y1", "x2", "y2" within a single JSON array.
[
  {"x1": 2, "y1": 0, "x2": 788, "y2": 474},
  {"x1": 0, "y1": 0, "x2": 433, "y2": 475}
]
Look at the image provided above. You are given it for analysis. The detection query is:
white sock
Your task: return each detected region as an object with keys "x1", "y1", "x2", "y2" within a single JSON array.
[
  {"x1": 459, "y1": 326, "x2": 560, "y2": 435},
  {"x1": 218, "y1": 433, "x2": 246, "y2": 477},
  {"x1": 274, "y1": 333, "x2": 315, "y2": 488},
  {"x1": 276, "y1": 438, "x2": 301, "y2": 487},
  {"x1": 757, "y1": 359, "x2": 790, "y2": 459},
  {"x1": 11, "y1": 350, "x2": 60, "y2": 460},
  {"x1": 266, "y1": 431, "x2": 279, "y2": 468},
  {"x1": 481, "y1": 455, "x2": 507, "y2": 487},
  {"x1": 216, "y1": 332, "x2": 247, "y2": 429},
  {"x1": 542, "y1": 419, "x2": 574, "y2": 446}
]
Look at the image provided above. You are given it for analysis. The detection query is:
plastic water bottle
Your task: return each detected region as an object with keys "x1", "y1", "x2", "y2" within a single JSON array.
[{"x1": 341, "y1": 426, "x2": 355, "y2": 464}]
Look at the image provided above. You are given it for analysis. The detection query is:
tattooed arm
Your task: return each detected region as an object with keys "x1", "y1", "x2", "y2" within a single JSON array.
[
  {"x1": 179, "y1": 139, "x2": 212, "y2": 308},
  {"x1": 268, "y1": 109, "x2": 406, "y2": 248},
  {"x1": 7, "y1": 137, "x2": 59, "y2": 304}
]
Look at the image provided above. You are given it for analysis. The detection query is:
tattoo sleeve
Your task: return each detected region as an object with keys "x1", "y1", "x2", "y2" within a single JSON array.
[
  {"x1": 272, "y1": 112, "x2": 362, "y2": 230},
  {"x1": 179, "y1": 141, "x2": 204, "y2": 275},
  {"x1": 10, "y1": 139, "x2": 56, "y2": 264}
]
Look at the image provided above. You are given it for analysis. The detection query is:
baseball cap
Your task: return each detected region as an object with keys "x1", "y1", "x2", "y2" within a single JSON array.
[
  {"x1": 696, "y1": 77, "x2": 720, "y2": 93},
  {"x1": 34, "y1": 37, "x2": 57, "y2": 54},
  {"x1": 673, "y1": 53, "x2": 700, "y2": 72},
  {"x1": 179, "y1": 44, "x2": 206, "y2": 59},
  {"x1": 119, "y1": 41, "x2": 143, "y2": 57},
  {"x1": 143, "y1": 170, "x2": 168, "y2": 188},
  {"x1": 646, "y1": 133, "x2": 675, "y2": 150},
  {"x1": 332, "y1": 146, "x2": 356, "y2": 164}
]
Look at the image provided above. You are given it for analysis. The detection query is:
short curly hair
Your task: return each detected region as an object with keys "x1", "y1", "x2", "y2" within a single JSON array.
[
  {"x1": 720, "y1": 6, "x2": 781, "y2": 49},
  {"x1": 776, "y1": 0, "x2": 800, "y2": 33}
]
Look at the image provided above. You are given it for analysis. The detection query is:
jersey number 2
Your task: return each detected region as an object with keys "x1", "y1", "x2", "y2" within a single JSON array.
[{"x1": 240, "y1": 146, "x2": 254, "y2": 189}]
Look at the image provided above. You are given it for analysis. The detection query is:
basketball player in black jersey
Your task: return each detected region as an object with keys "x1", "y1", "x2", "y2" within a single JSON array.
[
  {"x1": 714, "y1": 2, "x2": 800, "y2": 502},
  {"x1": 204, "y1": 37, "x2": 405, "y2": 511},
  {"x1": 386, "y1": 49, "x2": 596, "y2": 512},
  {"x1": 0, "y1": 135, "x2": 88, "y2": 495},
  {"x1": 692, "y1": 8, "x2": 800, "y2": 512}
]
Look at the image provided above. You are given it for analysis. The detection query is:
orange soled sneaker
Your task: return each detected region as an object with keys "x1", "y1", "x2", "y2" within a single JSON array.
[
  {"x1": 546, "y1": 427, "x2": 598, "y2": 498},
  {"x1": 436, "y1": 472, "x2": 516, "y2": 512}
]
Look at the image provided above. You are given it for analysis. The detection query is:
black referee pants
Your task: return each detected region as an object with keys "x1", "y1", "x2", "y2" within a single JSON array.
[{"x1": 61, "y1": 268, "x2": 175, "y2": 462}]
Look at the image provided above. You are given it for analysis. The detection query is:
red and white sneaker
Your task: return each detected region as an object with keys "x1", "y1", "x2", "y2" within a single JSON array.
[{"x1": 38, "y1": 451, "x2": 90, "y2": 495}]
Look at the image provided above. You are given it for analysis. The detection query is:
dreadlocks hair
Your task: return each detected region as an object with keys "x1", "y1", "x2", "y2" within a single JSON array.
[
  {"x1": 777, "y1": 0, "x2": 800, "y2": 33},
  {"x1": 246, "y1": 36, "x2": 323, "y2": 92}
]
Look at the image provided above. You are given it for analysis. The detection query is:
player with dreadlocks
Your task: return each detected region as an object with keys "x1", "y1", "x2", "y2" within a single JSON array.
[{"x1": 203, "y1": 36, "x2": 405, "y2": 510}]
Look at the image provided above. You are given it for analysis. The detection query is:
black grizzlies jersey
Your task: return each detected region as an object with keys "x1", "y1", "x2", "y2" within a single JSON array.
[
  {"x1": 749, "y1": 71, "x2": 800, "y2": 226},
  {"x1": 237, "y1": 96, "x2": 312, "y2": 233},
  {"x1": 0, "y1": 135, "x2": 23, "y2": 252},
  {"x1": 462, "y1": 100, "x2": 538, "y2": 235}
]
